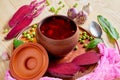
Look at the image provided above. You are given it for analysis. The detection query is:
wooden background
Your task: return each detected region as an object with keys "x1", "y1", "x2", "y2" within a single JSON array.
[{"x1": 0, "y1": 0, "x2": 120, "y2": 79}]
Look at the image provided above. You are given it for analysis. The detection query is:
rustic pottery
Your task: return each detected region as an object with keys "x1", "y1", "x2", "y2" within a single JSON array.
[
  {"x1": 36, "y1": 15, "x2": 79, "y2": 57},
  {"x1": 10, "y1": 43, "x2": 49, "y2": 80}
]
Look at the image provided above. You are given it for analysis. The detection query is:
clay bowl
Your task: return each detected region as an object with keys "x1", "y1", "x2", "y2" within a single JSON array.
[
  {"x1": 36, "y1": 15, "x2": 79, "y2": 57},
  {"x1": 10, "y1": 43, "x2": 49, "y2": 80}
]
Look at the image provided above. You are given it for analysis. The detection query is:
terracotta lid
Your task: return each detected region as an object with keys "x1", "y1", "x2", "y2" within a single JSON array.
[{"x1": 10, "y1": 43, "x2": 49, "y2": 80}]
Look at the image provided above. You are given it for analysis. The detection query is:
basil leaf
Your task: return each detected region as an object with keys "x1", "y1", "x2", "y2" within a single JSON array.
[
  {"x1": 87, "y1": 38, "x2": 102, "y2": 49},
  {"x1": 97, "y1": 15, "x2": 120, "y2": 40},
  {"x1": 13, "y1": 39, "x2": 24, "y2": 48}
]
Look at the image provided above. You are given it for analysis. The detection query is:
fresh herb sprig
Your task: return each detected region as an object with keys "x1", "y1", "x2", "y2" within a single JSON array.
[
  {"x1": 87, "y1": 38, "x2": 102, "y2": 49},
  {"x1": 46, "y1": 0, "x2": 50, "y2": 6},
  {"x1": 73, "y1": 3, "x2": 78, "y2": 8},
  {"x1": 49, "y1": 7, "x2": 56, "y2": 12},
  {"x1": 13, "y1": 39, "x2": 24, "y2": 48},
  {"x1": 49, "y1": 1, "x2": 65, "y2": 15},
  {"x1": 3, "y1": 29, "x2": 9, "y2": 33},
  {"x1": 97, "y1": 15, "x2": 120, "y2": 54}
]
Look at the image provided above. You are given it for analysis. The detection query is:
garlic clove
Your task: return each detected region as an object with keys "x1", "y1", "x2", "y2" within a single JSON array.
[
  {"x1": 1, "y1": 52, "x2": 10, "y2": 60},
  {"x1": 82, "y1": 3, "x2": 92, "y2": 15},
  {"x1": 75, "y1": 10, "x2": 88, "y2": 25},
  {"x1": 67, "y1": 8, "x2": 79, "y2": 19}
]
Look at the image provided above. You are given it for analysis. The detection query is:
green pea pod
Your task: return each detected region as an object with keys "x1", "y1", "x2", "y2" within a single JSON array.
[
  {"x1": 87, "y1": 38, "x2": 102, "y2": 49},
  {"x1": 97, "y1": 15, "x2": 119, "y2": 40}
]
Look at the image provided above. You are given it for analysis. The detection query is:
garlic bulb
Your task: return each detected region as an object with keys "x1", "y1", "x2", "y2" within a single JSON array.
[
  {"x1": 67, "y1": 8, "x2": 79, "y2": 19},
  {"x1": 82, "y1": 3, "x2": 92, "y2": 15},
  {"x1": 75, "y1": 10, "x2": 88, "y2": 25},
  {"x1": 1, "y1": 52, "x2": 9, "y2": 60}
]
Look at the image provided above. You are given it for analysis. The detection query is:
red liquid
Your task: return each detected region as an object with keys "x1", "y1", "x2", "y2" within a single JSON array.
[{"x1": 40, "y1": 17, "x2": 76, "y2": 40}]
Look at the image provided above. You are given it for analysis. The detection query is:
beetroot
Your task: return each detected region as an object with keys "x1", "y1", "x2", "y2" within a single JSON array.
[
  {"x1": 72, "y1": 52, "x2": 101, "y2": 66},
  {"x1": 5, "y1": 0, "x2": 45, "y2": 40},
  {"x1": 5, "y1": 16, "x2": 33, "y2": 40},
  {"x1": 48, "y1": 63, "x2": 80, "y2": 77},
  {"x1": 8, "y1": 5, "x2": 33, "y2": 28},
  {"x1": 47, "y1": 52, "x2": 101, "y2": 78},
  {"x1": 8, "y1": 0, "x2": 45, "y2": 28}
]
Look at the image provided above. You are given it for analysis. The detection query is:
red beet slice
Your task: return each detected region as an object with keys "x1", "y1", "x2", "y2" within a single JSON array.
[
  {"x1": 5, "y1": 16, "x2": 33, "y2": 40},
  {"x1": 5, "y1": 0, "x2": 45, "y2": 40},
  {"x1": 8, "y1": 5, "x2": 33, "y2": 28},
  {"x1": 72, "y1": 52, "x2": 101, "y2": 66},
  {"x1": 48, "y1": 63, "x2": 80, "y2": 77},
  {"x1": 5, "y1": 5, "x2": 45, "y2": 40},
  {"x1": 8, "y1": 0, "x2": 45, "y2": 28}
]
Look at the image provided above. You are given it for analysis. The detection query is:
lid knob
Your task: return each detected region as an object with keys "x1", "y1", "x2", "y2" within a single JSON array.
[{"x1": 26, "y1": 57, "x2": 37, "y2": 70}]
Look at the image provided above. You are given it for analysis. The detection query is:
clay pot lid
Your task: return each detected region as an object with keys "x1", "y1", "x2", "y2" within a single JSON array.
[{"x1": 10, "y1": 42, "x2": 49, "y2": 80}]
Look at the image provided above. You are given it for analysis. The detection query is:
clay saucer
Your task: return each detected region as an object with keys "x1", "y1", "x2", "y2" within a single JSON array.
[{"x1": 10, "y1": 43, "x2": 49, "y2": 80}]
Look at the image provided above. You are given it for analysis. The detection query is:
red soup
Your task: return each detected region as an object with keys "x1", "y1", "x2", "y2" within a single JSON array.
[{"x1": 40, "y1": 16, "x2": 76, "y2": 40}]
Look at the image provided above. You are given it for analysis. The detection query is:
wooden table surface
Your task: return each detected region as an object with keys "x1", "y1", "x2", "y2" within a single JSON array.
[{"x1": 0, "y1": 0, "x2": 120, "y2": 80}]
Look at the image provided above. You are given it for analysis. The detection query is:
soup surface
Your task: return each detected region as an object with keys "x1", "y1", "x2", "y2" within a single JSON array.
[{"x1": 40, "y1": 17, "x2": 76, "y2": 40}]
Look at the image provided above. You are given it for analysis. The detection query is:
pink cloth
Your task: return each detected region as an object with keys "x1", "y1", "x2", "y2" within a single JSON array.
[
  {"x1": 76, "y1": 43, "x2": 120, "y2": 80},
  {"x1": 5, "y1": 43, "x2": 120, "y2": 80},
  {"x1": 5, "y1": 71, "x2": 15, "y2": 80}
]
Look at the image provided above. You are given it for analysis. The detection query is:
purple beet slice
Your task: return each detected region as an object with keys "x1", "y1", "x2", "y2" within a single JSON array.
[
  {"x1": 72, "y1": 52, "x2": 101, "y2": 66},
  {"x1": 48, "y1": 63, "x2": 80, "y2": 77}
]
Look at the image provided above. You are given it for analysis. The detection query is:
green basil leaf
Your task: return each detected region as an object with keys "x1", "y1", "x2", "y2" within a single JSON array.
[
  {"x1": 87, "y1": 38, "x2": 102, "y2": 49},
  {"x1": 97, "y1": 15, "x2": 120, "y2": 40},
  {"x1": 13, "y1": 39, "x2": 24, "y2": 48}
]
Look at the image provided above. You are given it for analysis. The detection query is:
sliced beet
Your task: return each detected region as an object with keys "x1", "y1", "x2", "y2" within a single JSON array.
[
  {"x1": 78, "y1": 66, "x2": 87, "y2": 72},
  {"x1": 72, "y1": 52, "x2": 101, "y2": 66},
  {"x1": 48, "y1": 63, "x2": 80, "y2": 77}
]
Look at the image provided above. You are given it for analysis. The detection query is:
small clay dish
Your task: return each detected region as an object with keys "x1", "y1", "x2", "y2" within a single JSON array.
[
  {"x1": 10, "y1": 43, "x2": 49, "y2": 80},
  {"x1": 36, "y1": 15, "x2": 79, "y2": 57}
]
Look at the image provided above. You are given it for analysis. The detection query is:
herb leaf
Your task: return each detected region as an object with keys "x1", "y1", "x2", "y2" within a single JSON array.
[
  {"x1": 46, "y1": 0, "x2": 50, "y2": 6},
  {"x1": 87, "y1": 38, "x2": 102, "y2": 49},
  {"x1": 13, "y1": 39, "x2": 24, "y2": 48},
  {"x1": 73, "y1": 3, "x2": 78, "y2": 8},
  {"x1": 3, "y1": 29, "x2": 9, "y2": 33},
  {"x1": 97, "y1": 15, "x2": 120, "y2": 40},
  {"x1": 49, "y1": 7, "x2": 56, "y2": 13}
]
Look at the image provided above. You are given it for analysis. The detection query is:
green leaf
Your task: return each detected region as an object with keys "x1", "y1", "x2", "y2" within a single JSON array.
[
  {"x1": 87, "y1": 38, "x2": 102, "y2": 49},
  {"x1": 73, "y1": 3, "x2": 78, "y2": 8},
  {"x1": 97, "y1": 15, "x2": 120, "y2": 40},
  {"x1": 13, "y1": 39, "x2": 24, "y2": 48},
  {"x1": 97, "y1": 15, "x2": 108, "y2": 32},
  {"x1": 46, "y1": 0, "x2": 50, "y2": 6},
  {"x1": 49, "y1": 7, "x2": 56, "y2": 13}
]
